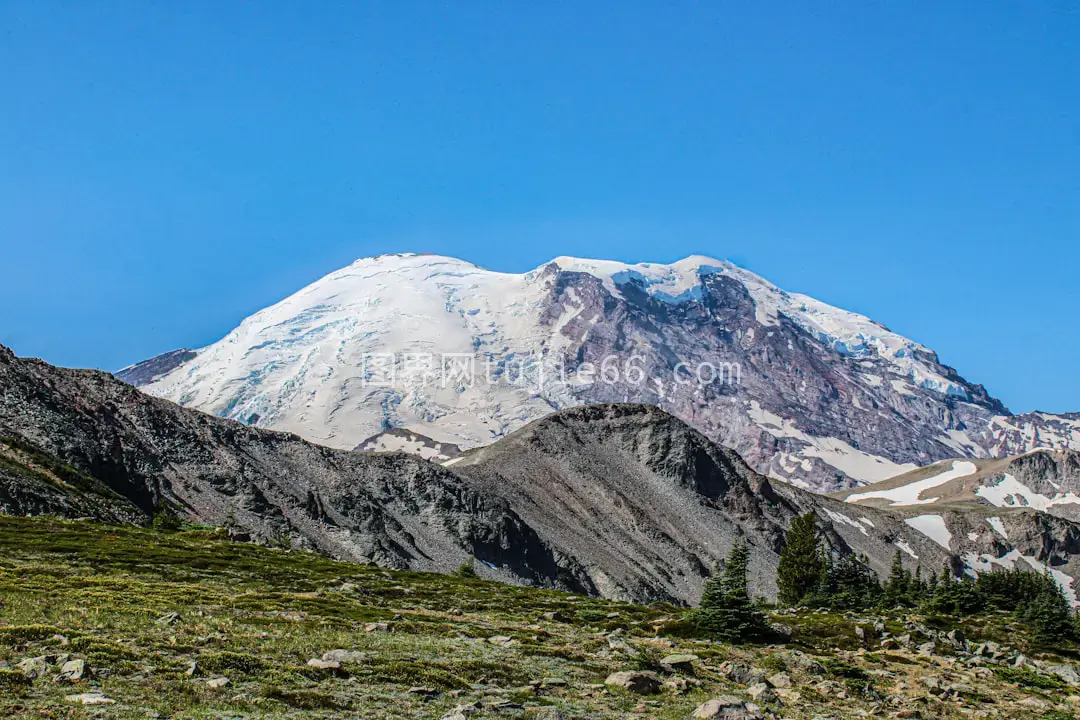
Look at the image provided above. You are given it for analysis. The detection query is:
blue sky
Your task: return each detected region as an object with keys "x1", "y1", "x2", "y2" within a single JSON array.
[{"x1": 1, "y1": 2, "x2": 1077, "y2": 413}]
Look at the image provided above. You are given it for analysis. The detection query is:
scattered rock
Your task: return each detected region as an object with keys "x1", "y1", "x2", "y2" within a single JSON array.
[
  {"x1": 206, "y1": 677, "x2": 230, "y2": 689},
  {"x1": 365, "y1": 622, "x2": 390, "y2": 632},
  {"x1": 604, "y1": 670, "x2": 661, "y2": 694},
  {"x1": 155, "y1": 612, "x2": 180, "y2": 626},
  {"x1": 306, "y1": 658, "x2": 340, "y2": 670}
]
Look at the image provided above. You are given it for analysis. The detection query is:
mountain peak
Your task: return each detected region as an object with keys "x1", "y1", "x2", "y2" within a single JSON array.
[{"x1": 120, "y1": 251, "x2": 1071, "y2": 491}]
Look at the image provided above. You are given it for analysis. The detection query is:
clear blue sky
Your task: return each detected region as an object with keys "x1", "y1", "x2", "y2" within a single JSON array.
[{"x1": 1, "y1": 2, "x2": 1077, "y2": 413}]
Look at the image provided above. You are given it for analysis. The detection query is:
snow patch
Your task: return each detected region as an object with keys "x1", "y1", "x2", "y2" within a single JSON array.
[
  {"x1": 845, "y1": 461, "x2": 977, "y2": 506},
  {"x1": 904, "y1": 514, "x2": 953, "y2": 551},
  {"x1": 822, "y1": 508, "x2": 870, "y2": 536},
  {"x1": 975, "y1": 473, "x2": 1080, "y2": 512}
]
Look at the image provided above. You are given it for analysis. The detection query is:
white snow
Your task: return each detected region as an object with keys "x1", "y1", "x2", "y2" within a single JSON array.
[
  {"x1": 894, "y1": 539, "x2": 919, "y2": 560},
  {"x1": 844, "y1": 460, "x2": 977, "y2": 506},
  {"x1": 904, "y1": 514, "x2": 953, "y2": 551},
  {"x1": 859, "y1": 517, "x2": 875, "y2": 528},
  {"x1": 986, "y1": 516, "x2": 1009, "y2": 539},
  {"x1": 748, "y1": 401, "x2": 917, "y2": 484},
  {"x1": 822, "y1": 508, "x2": 870, "y2": 536},
  {"x1": 975, "y1": 473, "x2": 1080, "y2": 512}
]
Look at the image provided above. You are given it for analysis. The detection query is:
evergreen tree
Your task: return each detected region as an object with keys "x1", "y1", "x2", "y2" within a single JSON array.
[
  {"x1": 777, "y1": 513, "x2": 823, "y2": 606},
  {"x1": 881, "y1": 551, "x2": 913, "y2": 608},
  {"x1": 693, "y1": 540, "x2": 770, "y2": 642}
]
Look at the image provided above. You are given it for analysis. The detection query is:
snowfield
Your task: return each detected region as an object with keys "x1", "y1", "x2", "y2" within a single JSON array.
[{"x1": 844, "y1": 460, "x2": 978, "y2": 506}]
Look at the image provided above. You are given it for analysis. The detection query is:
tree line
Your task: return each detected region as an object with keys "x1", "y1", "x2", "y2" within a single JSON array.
[{"x1": 692, "y1": 513, "x2": 1076, "y2": 644}]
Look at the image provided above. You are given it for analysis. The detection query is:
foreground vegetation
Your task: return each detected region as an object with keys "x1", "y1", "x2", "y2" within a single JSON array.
[{"x1": 2, "y1": 516, "x2": 1080, "y2": 719}]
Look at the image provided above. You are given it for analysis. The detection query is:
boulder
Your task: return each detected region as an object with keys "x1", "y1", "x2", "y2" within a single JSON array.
[
  {"x1": 321, "y1": 649, "x2": 367, "y2": 664},
  {"x1": 661, "y1": 654, "x2": 699, "y2": 672},
  {"x1": 65, "y1": 692, "x2": 115, "y2": 706},
  {"x1": 604, "y1": 670, "x2": 661, "y2": 694},
  {"x1": 58, "y1": 659, "x2": 88, "y2": 682}
]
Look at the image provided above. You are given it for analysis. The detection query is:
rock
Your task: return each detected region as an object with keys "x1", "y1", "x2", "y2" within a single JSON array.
[
  {"x1": 783, "y1": 650, "x2": 825, "y2": 675},
  {"x1": 65, "y1": 692, "x2": 115, "y2": 706},
  {"x1": 604, "y1": 670, "x2": 661, "y2": 694},
  {"x1": 58, "y1": 658, "x2": 89, "y2": 682},
  {"x1": 718, "y1": 662, "x2": 765, "y2": 685},
  {"x1": 692, "y1": 695, "x2": 761, "y2": 719},
  {"x1": 767, "y1": 672, "x2": 792, "y2": 689},
  {"x1": 408, "y1": 686, "x2": 438, "y2": 696},
  {"x1": 746, "y1": 682, "x2": 777, "y2": 704},
  {"x1": 487, "y1": 635, "x2": 515, "y2": 647},
  {"x1": 306, "y1": 658, "x2": 340, "y2": 670},
  {"x1": 946, "y1": 629, "x2": 966, "y2": 651},
  {"x1": 183, "y1": 660, "x2": 198, "y2": 677},
  {"x1": 206, "y1": 677, "x2": 230, "y2": 689},
  {"x1": 540, "y1": 677, "x2": 568, "y2": 687},
  {"x1": 155, "y1": 612, "x2": 180, "y2": 626},
  {"x1": 1046, "y1": 663, "x2": 1080, "y2": 685},
  {"x1": 441, "y1": 703, "x2": 480, "y2": 720},
  {"x1": 916, "y1": 641, "x2": 936, "y2": 657},
  {"x1": 319, "y1": 647, "x2": 367, "y2": 664},
  {"x1": 665, "y1": 676, "x2": 690, "y2": 694},
  {"x1": 15, "y1": 656, "x2": 49, "y2": 679},
  {"x1": 541, "y1": 611, "x2": 569, "y2": 623},
  {"x1": 365, "y1": 621, "x2": 390, "y2": 632},
  {"x1": 661, "y1": 654, "x2": 699, "y2": 672},
  {"x1": 524, "y1": 709, "x2": 566, "y2": 720}
]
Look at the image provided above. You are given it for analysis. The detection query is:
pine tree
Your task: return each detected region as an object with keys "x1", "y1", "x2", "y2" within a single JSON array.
[
  {"x1": 777, "y1": 513, "x2": 823, "y2": 607},
  {"x1": 882, "y1": 551, "x2": 913, "y2": 608},
  {"x1": 693, "y1": 540, "x2": 770, "y2": 642}
]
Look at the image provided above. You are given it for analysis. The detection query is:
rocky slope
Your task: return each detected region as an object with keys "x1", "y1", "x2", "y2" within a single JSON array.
[
  {"x1": 450, "y1": 403, "x2": 963, "y2": 604},
  {"x1": 119, "y1": 253, "x2": 1079, "y2": 492},
  {"x1": 0, "y1": 344, "x2": 576, "y2": 591},
  {"x1": 832, "y1": 450, "x2": 1080, "y2": 602}
]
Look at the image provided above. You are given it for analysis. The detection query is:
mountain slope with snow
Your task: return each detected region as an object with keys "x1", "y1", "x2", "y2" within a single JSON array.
[{"x1": 121, "y1": 253, "x2": 1077, "y2": 491}]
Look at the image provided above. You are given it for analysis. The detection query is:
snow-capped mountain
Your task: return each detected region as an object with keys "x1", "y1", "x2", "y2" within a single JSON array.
[{"x1": 120, "y1": 252, "x2": 1078, "y2": 491}]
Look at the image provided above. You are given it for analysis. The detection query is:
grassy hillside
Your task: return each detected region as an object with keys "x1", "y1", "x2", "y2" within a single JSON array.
[{"x1": 1, "y1": 516, "x2": 1078, "y2": 719}]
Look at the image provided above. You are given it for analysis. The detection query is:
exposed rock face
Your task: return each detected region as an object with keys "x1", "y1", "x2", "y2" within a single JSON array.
[
  {"x1": 115, "y1": 348, "x2": 196, "y2": 386},
  {"x1": 0, "y1": 344, "x2": 577, "y2": 591},
  {"x1": 451, "y1": 403, "x2": 963, "y2": 603},
  {"x1": 119, "y1": 254, "x2": 1078, "y2": 491}
]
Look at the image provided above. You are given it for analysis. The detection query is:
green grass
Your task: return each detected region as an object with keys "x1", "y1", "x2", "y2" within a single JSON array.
[{"x1": 0, "y1": 515, "x2": 1076, "y2": 719}]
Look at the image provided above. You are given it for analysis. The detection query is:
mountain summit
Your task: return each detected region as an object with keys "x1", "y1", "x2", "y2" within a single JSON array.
[{"x1": 120, "y1": 253, "x2": 1078, "y2": 491}]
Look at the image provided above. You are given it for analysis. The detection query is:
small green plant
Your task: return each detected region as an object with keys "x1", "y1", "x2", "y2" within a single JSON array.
[
  {"x1": 455, "y1": 558, "x2": 479, "y2": 579},
  {"x1": 993, "y1": 665, "x2": 1066, "y2": 690},
  {"x1": 0, "y1": 669, "x2": 32, "y2": 694},
  {"x1": 151, "y1": 504, "x2": 183, "y2": 532}
]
